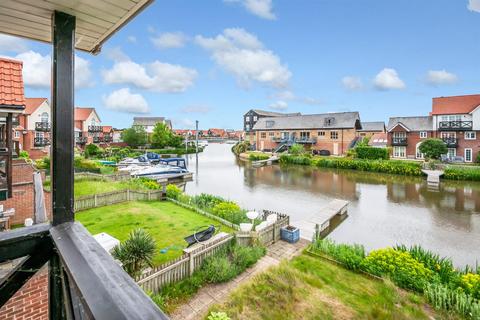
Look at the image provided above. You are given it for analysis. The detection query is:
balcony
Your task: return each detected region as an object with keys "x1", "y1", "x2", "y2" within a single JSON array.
[
  {"x1": 391, "y1": 137, "x2": 408, "y2": 146},
  {"x1": 93, "y1": 136, "x2": 103, "y2": 143},
  {"x1": 35, "y1": 121, "x2": 51, "y2": 132},
  {"x1": 103, "y1": 135, "x2": 113, "y2": 143},
  {"x1": 76, "y1": 136, "x2": 87, "y2": 144},
  {"x1": 442, "y1": 137, "x2": 458, "y2": 148},
  {"x1": 88, "y1": 125, "x2": 102, "y2": 132},
  {"x1": 438, "y1": 121, "x2": 473, "y2": 131},
  {"x1": 296, "y1": 137, "x2": 317, "y2": 144},
  {"x1": 34, "y1": 137, "x2": 50, "y2": 147}
]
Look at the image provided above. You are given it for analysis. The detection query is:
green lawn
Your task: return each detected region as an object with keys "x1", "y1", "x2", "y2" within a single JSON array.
[
  {"x1": 207, "y1": 253, "x2": 460, "y2": 320},
  {"x1": 76, "y1": 201, "x2": 234, "y2": 266},
  {"x1": 44, "y1": 178, "x2": 151, "y2": 197}
]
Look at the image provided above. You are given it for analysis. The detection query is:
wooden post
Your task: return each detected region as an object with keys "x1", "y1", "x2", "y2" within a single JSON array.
[
  {"x1": 148, "y1": 190, "x2": 151, "y2": 201},
  {"x1": 51, "y1": 11, "x2": 76, "y2": 225},
  {"x1": 94, "y1": 194, "x2": 97, "y2": 208},
  {"x1": 188, "y1": 251, "x2": 194, "y2": 276},
  {"x1": 127, "y1": 189, "x2": 130, "y2": 201},
  {"x1": 6, "y1": 113, "x2": 12, "y2": 198}
]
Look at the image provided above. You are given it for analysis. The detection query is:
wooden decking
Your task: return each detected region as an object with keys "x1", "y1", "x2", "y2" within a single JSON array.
[{"x1": 292, "y1": 199, "x2": 349, "y2": 241}]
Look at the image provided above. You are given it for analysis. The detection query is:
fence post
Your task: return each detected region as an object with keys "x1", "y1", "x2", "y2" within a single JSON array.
[
  {"x1": 188, "y1": 251, "x2": 194, "y2": 276},
  {"x1": 148, "y1": 190, "x2": 151, "y2": 201},
  {"x1": 127, "y1": 189, "x2": 130, "y2": 201},
  {"x1": 94, "y1": 194, "x2": 97, "y2": 208}
]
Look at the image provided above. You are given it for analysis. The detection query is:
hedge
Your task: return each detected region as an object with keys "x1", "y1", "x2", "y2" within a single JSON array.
[
  {"x1": 355, "y1": 146, "x2": 389, "y2": 160},
  {"x1": 443, "y1": 167, "x2": 480, "y2": 181}
]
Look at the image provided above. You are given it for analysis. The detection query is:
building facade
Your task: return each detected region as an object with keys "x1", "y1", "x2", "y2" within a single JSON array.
[
  {"x1": 74, "y1": 107, "x2": 102, "y2": 148},
  {"x1": 132, "y1": 117, "x2": 172, "y2": 133},
  {"x1": 357, "y1": 121, "x2": 386, "y2": 138},
  {"x1": 387, "y1": 116, "x2": 434, "y2": 159},
  {"x1": 252, "y1": 112, "x2": 362, "y2": 155},
  {"x1": 243, "y1": 109, "x2": 301, "y2": 142}
]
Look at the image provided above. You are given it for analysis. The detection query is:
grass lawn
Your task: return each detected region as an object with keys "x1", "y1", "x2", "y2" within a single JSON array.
[
  {"x1": 76, "y1": 201, "x2": 234, "y2": 266},
  {"x1": 45, "y1": 178, "x2": 151, "y2": 197},
  {"x1": 207, "y1": 253, "x2": 460, "y2": 320}
]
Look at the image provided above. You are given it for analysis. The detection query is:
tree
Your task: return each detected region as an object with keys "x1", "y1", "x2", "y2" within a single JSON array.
[
  {"x1": 150, "y1": 123, "x2": 173, "y2": 148},
  {"x1": 112, "y1": 229, "x2": 156, "y2": 277},
  {"x1": 121, "y1": 126, "x2": 147, "y2": 148},
  {"x1": 84, "y1": 143, "x2": 103, "y2": 158},
  {"x1": 419, "y1": 138, "x2": 447, "y2": 160}
]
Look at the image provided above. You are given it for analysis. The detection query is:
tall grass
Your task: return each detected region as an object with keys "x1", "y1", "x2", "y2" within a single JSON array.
[{"x1": 424, "y1": 282, "x2": 480, "y2": 319}]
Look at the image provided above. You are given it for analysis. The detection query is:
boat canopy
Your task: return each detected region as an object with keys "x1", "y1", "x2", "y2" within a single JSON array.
[{"x1": 159, "y1": 158, "x2": 187, "y2": 169}]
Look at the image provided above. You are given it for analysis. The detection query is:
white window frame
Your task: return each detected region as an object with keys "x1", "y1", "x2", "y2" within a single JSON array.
[
  {"x1": 393, "y1": 146, "x2": 406, "y2": 158},
  {"x1": 465, "y1": 148, "x2": 473, "y2": 162},
  {"x1": 253, "y1": 116, "x2": 258, "y2": 121},
  {"x1": 393, "y1": 131, "x2": 407, "y2": 138},
  {"x1": 14, "y1": 131, "x2": 20, "y2": 138},
  {"x1": 447, "y1": 148, "x2": 456, "y2": 159},
  {"x1": 415, "y1": 143, "x2": 424, "y2": 159},
  {"x1": 419, "y1": 131, "x2": 427, "y2": 139},
  {"x1": 465, "y1": 131, "x2": 476, "y2": 140}
]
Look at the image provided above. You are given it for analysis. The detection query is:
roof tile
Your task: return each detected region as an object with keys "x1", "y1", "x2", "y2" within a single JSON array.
[
  {"x1": 0, "y1": 57, "x2": 25, "y2": 108},
  {"x1": 431, "y1": 95, "x2": 480, "y2": 115}
]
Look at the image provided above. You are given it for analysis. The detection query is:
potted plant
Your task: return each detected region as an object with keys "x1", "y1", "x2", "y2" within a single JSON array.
[{"x1": 280, "y1": 225, "x2": 300, "y2": 243}]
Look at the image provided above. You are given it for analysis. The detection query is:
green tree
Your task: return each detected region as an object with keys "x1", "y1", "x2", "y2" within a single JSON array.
[
  {"x1": 121, "y1": 126, "x2": 147, "y2": 148},
  {"x1": 419, "y1": 138, "x2": 447, "y2": 160},
  {"x1": 150, "y1": 123, "x2": 174, "y2": 148},
  {"x1": 84, "y1": 143, "x2": 103, "y2": 158},
  {"x1": 112, "y1": 229, "x2": 156, "y2": 277},
  {"x1": 289, "y1": 143, "x2": 304, "y2": 155}
]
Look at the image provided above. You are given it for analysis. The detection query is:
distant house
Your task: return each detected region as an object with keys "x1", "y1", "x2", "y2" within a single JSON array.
[
  {"x1": 357, "y1": 121, "x2": 386, "y2": 138},
  {"x1": 74, "y1": 107, "x2": 102, "y2": 147},
  {"x1": 132, "y1": 117, "x2": 172, "y2": 133},
  {"x1": 112, "y1": 128, "x2": 124, "y2": 143},
  {"x1": 387, "y1": 116, "x2": 433, "y2": 159},
  {"x1": 252, "y1": 112, "x2": 362, "y2": 155},
  {"x1": 244, "y1": 109, "x2": 301, "y2": 142},
  {"x1": 207, "y1": 128, "x2": 226, "y2": 138}
]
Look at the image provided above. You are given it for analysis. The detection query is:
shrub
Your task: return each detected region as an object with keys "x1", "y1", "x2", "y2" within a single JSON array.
[
  {"x1": 211, "y1": 201, "x2": 246, "y2": 224},
  {"x1": 310, "y1": 239, "x2": 365, "y2": 271},
  {"x1": 461, "y1": 273, "x2": 480, "y2": 299},
  {"x1": 361, "y1": 248, "x2": 433, "y2": 291},
  {"x1": 19, "y1": 150, "x2": 30, "y2": 160},
  {"x1": 419, "y1": 138, "x2": 447, "y2": 160},
  {"x1": 166, "y1": 184, "x2": 182, "y2": 200},
  {"x1": 444, "y1": 167, "x2": 480, "y2": 181},
  {"x1": 207, "y1": 312, "x2": 231, "y2": 320},
  {"x1": 248, "y1": 153, "x2": 270, "y2": 161},
  {"x1": 424, "y1": 282, "x2": 480, "y2": 318},
  {"x1": 355, "y1": 146, "x2": 389, "y2": 160},
  {"x1": 289, "y1": 144, "x2": 304, "y2": 155},
  {"x1": 231, "y1": 245, "x2": 267, "y2": 270},
  {"x1": 85, "y1": 143, "x2": 104, "y2": 158},
  {"x1": 201, "y1": 255, "x2": 238, "y2": 283},
  {"x1": 137, "y1": 178, "x2": 161, "y2": 190},
  {"x1": 191, "y1": 193, "x2": 224, "y2": 209},
  {"x1": 35, "y1": 156, "x2": 50, "y2": 170},
  {"x1": 232, "y1": 141, "x2": 250, "y2": 155},
  {"x1": 112, "y1": 229, "x2": 156, "y2": 277}
]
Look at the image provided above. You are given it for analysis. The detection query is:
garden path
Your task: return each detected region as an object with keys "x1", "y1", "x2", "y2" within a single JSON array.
[{"x1": 170, "y1": 239, "x2": 309, "y2": 320}]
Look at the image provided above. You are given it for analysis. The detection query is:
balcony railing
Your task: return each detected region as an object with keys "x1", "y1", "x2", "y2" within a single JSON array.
[
  {"x1": 93, "y1": 136, "x2": 103, "y2": 143},
  {"x1": 272, "y1": 137, "x2": 317, "y2": 144},
  {"x1": 296, "y1": 137, "x2": 317, "y2": 144},
  {"x1": 76, "y1": 136, "x2": 87, "y2": 144},
  {"x1": 103, "y1": 135, "x2": 113, "y2": 143},
  {"x1": 442, "y1": 137, "x2": 458, "y2": 148},
  {"x1": 438, "y1": 121, "x2": 473, "y2": 131},
  {"x1": 88, "y1": 125, "x2": 102, "y2": 132},
  {"x1": 35, "y1": 122, "x2": 51, "y2": 132},
  {"x1": 391, "y1": 137, "x2": 408, "y2": 146},
  {"x1": 34, "y1": 137, "x2": 50, "y2": 147}
]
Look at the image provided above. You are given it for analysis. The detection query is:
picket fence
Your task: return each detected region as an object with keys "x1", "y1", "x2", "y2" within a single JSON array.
[
  {"x1": 236, "y1": 210, "x2": 290, "y2": 247},
  {"x1": 74, "y1": 171, "x2": 131, "y2": 181},
  {"x1": 74, "y1": 189, "x2": 165, "y2": 212}
]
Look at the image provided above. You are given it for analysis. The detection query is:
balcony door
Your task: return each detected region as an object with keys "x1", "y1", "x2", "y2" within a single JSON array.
[{"x1": 393, "y1": 132, "x2": 406, "y2": 138}]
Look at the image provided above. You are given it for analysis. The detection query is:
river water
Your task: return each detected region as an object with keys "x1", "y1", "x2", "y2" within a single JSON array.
[{"x1": 184, "y1": 143, "x2": 480, "y2": 267}]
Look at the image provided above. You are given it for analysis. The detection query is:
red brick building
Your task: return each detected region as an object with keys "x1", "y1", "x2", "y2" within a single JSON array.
[
  {"x1": 387, "y1": 116, "x2": 434, "y2": 159},
  {"x1": 74, "y1": 107, "x2": 102, "y2": 148}
]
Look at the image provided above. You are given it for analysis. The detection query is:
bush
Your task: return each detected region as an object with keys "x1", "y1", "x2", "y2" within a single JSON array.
[
  {"x1": 419, "y1": 138, "x2": 447, "y2": 160},
  {"x1": 310, "y1": 239, "x2": 365, "y2": 271},
  {"x1": 361, "y1": 248, "x2": 433, "y2": 292},
  {"x1": 232, "y1": 141, "x2": 250, "y2": 155},
  {"x1": 289, "y1": 144, "x2": 304, "y2": 155},
  {"x1": 19, "y1": 150, "x2": 30, "y2": 160},
  {"x1": 461, "y1": 273, "x2": 480, "y2": 299},
  {"x1": 191, "y1": 193, "x2": 224, "y2": 209},
  {"x1": 248, "y1": 153, "x2": 270, "y2": 161},
  {"x1": 201, "y1": 255, "x2": 238, "y2": 283},
  {"x1": 166, "y1": 184, "x2": 182, "y2": 200},
  {"x1": 211, "y1": 202, "x2": 246, "y2": 224},
  {"x1": 444, "y1": 167, "x2": 480, "y2": 181},
  {"x1": 84, "y1": 143, "x2": 103, "y2": 158},
  {"x1": 207, "y1": 312, "x2": 231, "y2": 320},
  {"x1": 112, "y1": 229, "x2": 156, "y2": 277},
  {"x1": 35, "y1": 156, "x2": 50, "y2": 170},
  {"x1": 231, "y1": 245, "x2": 267, "y2": 270},
  {"x1": 355, "y1": 146, "x2": 389, "y2": 160}
]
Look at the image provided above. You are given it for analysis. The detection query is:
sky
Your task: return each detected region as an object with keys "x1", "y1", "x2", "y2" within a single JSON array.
[{"x1": 0, "y1": 0, "x2": 479, "y2": 130}]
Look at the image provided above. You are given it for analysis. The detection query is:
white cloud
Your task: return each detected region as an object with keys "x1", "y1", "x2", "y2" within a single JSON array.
[
  {"x1": 225, "y1": 0, "x2": 276, "y2": 20},
  {"x1": 468, "y1": 0, "x2": 480, "y2": 12},
  {"x1": 0, "y1": 35, "x2": 28, "y2": 53},
  {"x1": 174, "y1": 118, "x2": 195, "y2": 128},
  {"x1": 273, "y1": 90, "x2": 322, "y2": 106},
  {"x1": 11, "y1": 50, "x2": 92, "y2": 88},
  {"x1": 105, "y1": 47, "x2": 130, "y2": 62},
  {"x1": 127, "y1": 36, "x2": 137, "y2": 43},
  {"x1": 373, "y1": 68, "x2": 405, "y2": 90},
  {"x1": 426, "y1": 70, "x2": 458, "y2": 86},
  {"x1": 151, "y1": 32, "x2": 187, "y2": 49},
  {"x1": 102, "y1": 88, "x2": 149, "y2": 114},
  {"x1": 181, "y1": 105, "x2": 212, "y2": 114},
  {"x1": 269, "y1": 100, "x2": 288, "y2": 110},
  {"x1": 342, "y1": 76, "x2": 363, "y2": 91},
  {"x1": 102, "y1": 59, "x2": 197, "y2": 93},
  {"x1": 195, "y1": 28, "x2": 291, "y2": 89}
]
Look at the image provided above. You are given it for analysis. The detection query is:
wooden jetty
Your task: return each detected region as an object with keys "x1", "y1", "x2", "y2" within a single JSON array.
[
  {"x1": 156, "y1": 172, "x2": 193, "y2": 186},
  {"x1": 252, "y1": 155, "x2": 279, "y2": 168},
  {"x1": 292, "y1": 199, "x2": 349, "y2": 241},
  {"x1": 421, "y1": 169, "x2": 444, "y2": 186}
]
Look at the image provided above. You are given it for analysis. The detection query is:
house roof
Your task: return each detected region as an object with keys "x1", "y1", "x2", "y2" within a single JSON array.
[
  {"x1": 24, "y1": 98, "x2": 48, "y2": 115},
  {"x1": 0, "y1": 57, "x2": 25, "y2": 109},
  {"x1": 0, "y1": 0, "x2": 153, "y2": 54},
  {"x1": 369, "y1": 133, "x2": 388, "y2": 148},
  {"x1": 431, "y1": 94, "x2": 480, "y2": 115},
  {"x1": 387, "y1": 116, "x2": 432, "y2": 132},
  {"x1": 252, "y1": 112, "x2": 361, "y2": 130},
  {"x1": 102, "y1": 126, "x2": 112, "y2": 133},
  {"x1": 248, "y1": 109, "x2": 301, "y2": 117},
  {"x1": 133, "y1": 117, "x2": 167, "y2": 126},
  {"x1": 75, "y1": 107, "x2": 99, "y2": 121},
  {"x1": 357, "y1": 121, "x2": 385, "y2": 132}
]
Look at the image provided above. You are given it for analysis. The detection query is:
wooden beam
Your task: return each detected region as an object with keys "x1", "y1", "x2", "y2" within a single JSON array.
[
  {"x1": 0, "y1": 223, "x2": 51, "y2": 263},
  {"x1": 51, "y1": 11, "x2": 75, "y2": 225},
  {"x1": 6, "y1": 113, "x2": 12, "y2": 198}
]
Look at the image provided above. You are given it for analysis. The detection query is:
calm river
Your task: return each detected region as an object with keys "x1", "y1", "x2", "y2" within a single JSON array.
[{"x1": 184, "y1": 143, "x2": 480, "y2": 267}]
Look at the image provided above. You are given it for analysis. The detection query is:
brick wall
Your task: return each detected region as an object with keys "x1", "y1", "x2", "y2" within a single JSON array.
[
  {"x1": 388, "y1": 127, "x2": 434, "y2": 159},
  {"x1": 0, "y1": 266, "x2": 49, "y2": 320}
]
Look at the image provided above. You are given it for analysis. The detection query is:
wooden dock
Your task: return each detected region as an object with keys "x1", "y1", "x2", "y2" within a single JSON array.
[
  {"x1": 291, "y1": 199, "x2": 349, "y2": 241},
  {"x1": 421, "y1": 169, "x2": 444, "y2": 186},
  {"x1": 252, "y1": 155, "x2": 279, "y2": 168},
  {"x1": 156, "y1": 172, "x2": 193, "y2": 186}
]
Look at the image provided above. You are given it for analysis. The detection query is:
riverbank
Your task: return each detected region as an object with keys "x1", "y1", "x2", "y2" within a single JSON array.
[{"x1": 279, "y1": 154, "x2": 480, "y2": 182}]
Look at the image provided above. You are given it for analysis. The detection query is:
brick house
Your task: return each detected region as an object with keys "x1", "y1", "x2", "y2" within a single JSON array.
[
  {"x1": 74, "y1": 107, "x2": 102, "y2": 147},
  {"x1": 357, "y1": 121, "x2": 386, "y2": 138},
  {"x1": 252, "y1": 112, "x2": 362, "y2": 155},
  {"x1": 14, "y1": 98, "x2": 51, "y2": 160},
  {"x1": 243, "y1": 109, "x2": 301, "y2": 142},
  {"x1": 132, "y1": 116, "x2": 172, "y2": 133},
  {"x1": 387, "y1": 116, "x2": 434, "y2": 159},
  {"x1": 430, "y1": 94, "x2": 480, "y2": 163}
]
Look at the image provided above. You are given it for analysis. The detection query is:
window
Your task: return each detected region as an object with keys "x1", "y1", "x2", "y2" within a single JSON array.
[
  {"x1": 35, "y1": 131, "x2": 44, "y2": 139},
  {"x1": 281, "y1": 132, "x2": 289, "y2": 140},
  {"x1": 14, "y1": 131, "x2": 20, "y2": 138},
  {"x1": 245, "y1": 116, "x2": 250, "y2": 122},
  {"x1": 419, "y1": 131, "x2": 427, "y2": 139},
  {"x1": 245, "y1": 124, "x2": 250, "y2": 131},
  {"x1": 324, "y1": 117, "x2": 335, "y2": 126},
  {"x1": 393, "y1": 131, "x2": 406, "y2": 138},
  {"x1": 41, "y1": 112, "x2": 48, "y2": 123},
  {"x1": 447, "y1": 148, "x2": 456, "y2": 159},
  {"x1": 393, "y1": 146, "x2": 406, "y2": 158},
  {"x1": 318, "y1": 131, "x2": 325, "y2": 137},
  {"x1": 330, "y1": 131, "x2": 338, "y2": 140},
  {"x1": 268, "y1": 132, "x2": 274, "y2": 137},
  {"x1": 260, "y1": 132, "x2": 266, "y2": 139},
  {"x1": 465, "y1": 148, "x2": 473, "y2": 162},
  {"x1": 441, "y1": 115, "x2": 462, "y2": 122},
  {"x1": 300, "y1": 131, "x2": 310, "y2": 139},
  {"x1": 465, "y1": 132, "x2": 476, "y2": 140},
  {"x1": 253, "y1": 116, "x2": 258, "y2": 121},
  {"x1": 266, "y1": 120, "x2": 275, "y2": 128},
  {"x1": 416, "y1": 143, "x2": 424, "y2": 159},
  {"x1": 441, "y1": 132, "x2": 456, "y2": 139}
]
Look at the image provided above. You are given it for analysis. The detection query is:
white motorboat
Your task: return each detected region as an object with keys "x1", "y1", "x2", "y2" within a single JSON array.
[
  {"x1": 117, "y1": 156, "x2": 150, "y2": 168},
  {"x1": 131, "y1": 164, "x2": 188, "y2": 180}
]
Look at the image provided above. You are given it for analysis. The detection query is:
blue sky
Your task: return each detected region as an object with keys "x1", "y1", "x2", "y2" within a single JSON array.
[{"x1": 0, "y1": 0, "x2": 479, "y2": 130}]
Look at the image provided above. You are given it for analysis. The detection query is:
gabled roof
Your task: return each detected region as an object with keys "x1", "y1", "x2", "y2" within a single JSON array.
[
  {"x1": 431, "y1": 94, "x2": 480, "y2": 115},
  {"x1": 387, "y1": 116, "x2": 432, "y2": 132},
  {"x1": 133, "y1": 117, "x2": 166, "y2": 126},
  {"x1": 102, "y1": 126, "x2": 112, "y2": 133},
  {"x1": 75, "y1": 107, "x2": 100, "y2": 122},
  {"x1": 25, "y1": 98, "x2": 48, "y2": 115},
  {"x1": 358, "y1": 121, "x2": 385, "y2": 132},
  {"x1": 369, "y1": 133, "x2": 388, "y2": 148},
  {"x1": 0, "y1": 57, "x2": 25, "y2": 109},
  {"x1": 247, "y1": 109, "x2": 301, "y2": 117},
  {"x1": 252, "y1": 112, "x2": 361, "y2": 130}
]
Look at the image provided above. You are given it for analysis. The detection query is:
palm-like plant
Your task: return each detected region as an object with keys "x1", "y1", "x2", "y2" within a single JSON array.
[{"x1": 112, "y1": 228, "x2": 156, "y2": 277}]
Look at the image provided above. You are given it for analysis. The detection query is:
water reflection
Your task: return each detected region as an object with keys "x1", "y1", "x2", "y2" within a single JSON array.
[{"x1": 185, "y1": 144, "x2": 480, "y2": 266}]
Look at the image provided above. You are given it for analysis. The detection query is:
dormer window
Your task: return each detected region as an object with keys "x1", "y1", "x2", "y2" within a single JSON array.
[
  {"x1": 266, "y1": 120, "x2": 275, "y2": 128},
  {"x1": 41, "y1": 112, "x2": 48, "y2": 123},
  {"x1": 324, "y1": 117, "x2": 335, "y2": 126}
]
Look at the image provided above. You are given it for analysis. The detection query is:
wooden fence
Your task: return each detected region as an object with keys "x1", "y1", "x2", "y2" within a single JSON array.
[
  {"x1": 74, "y1": 171, "x2": 131, "y2": 181},
  {"x1": 136, "y1": 233, "x2": 234, "y2": 293},
  {"x1": 236, "y1": 210, "x2": 290, "y2": 247},
  {"x1": 74, "y1": 189, "x2": 165, "y2": 212}
]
